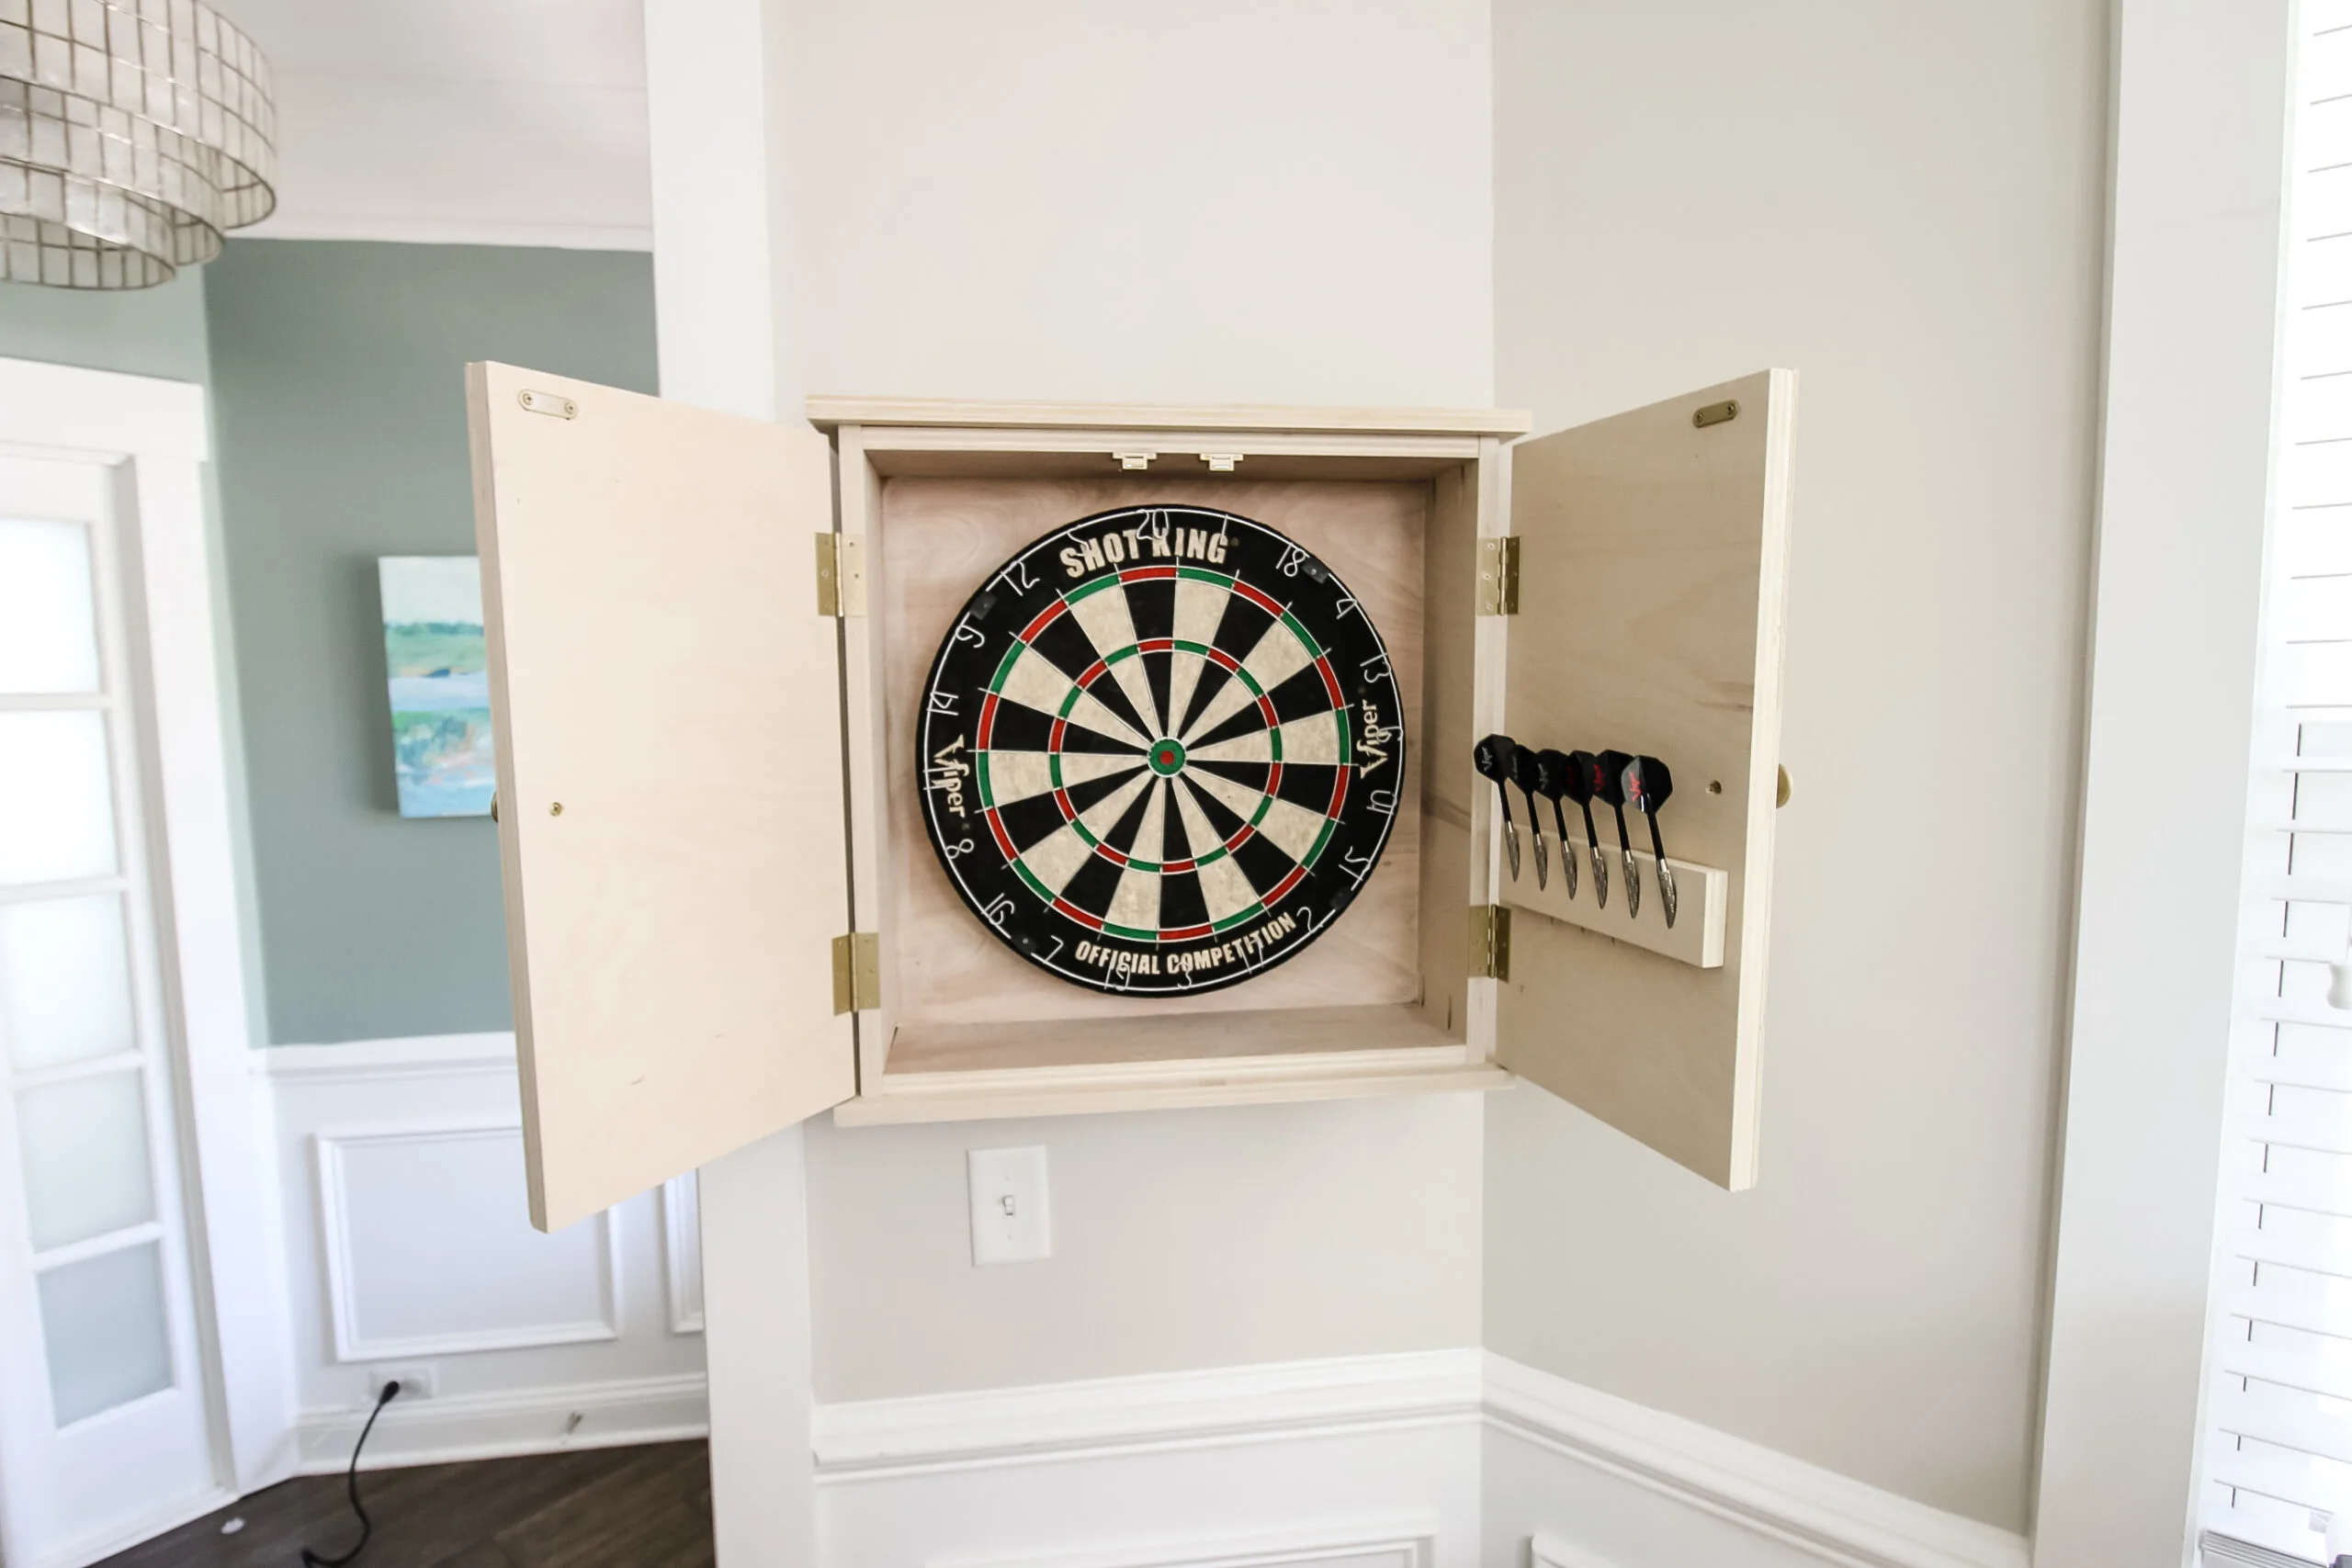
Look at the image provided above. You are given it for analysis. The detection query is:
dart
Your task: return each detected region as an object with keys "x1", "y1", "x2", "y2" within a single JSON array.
[
  {"x1": 1563, "y1": 749, "x2": 1609, "y2": 908},
  {"x1": 1510, "y1": 742, "x2": 1549, "y2": 888},
  {"x1": 1473, "y1": 733, "x2": 1522, "y2": 880},
  {"x1": 1622, "y1": 754, "x2": 1677, "y2": 929},
  {"x1": 1531, "y1": 749, "x2": 1578, "y2": 898},
  {"x1": 1594, "y1": 748, "x2": 1641, "y2": 919}
]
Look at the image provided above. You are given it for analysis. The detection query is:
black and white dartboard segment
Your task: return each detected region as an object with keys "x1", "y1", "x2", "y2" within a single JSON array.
[{"x1": 917, "y1": 505, "x2": 1405, "y2": 996}]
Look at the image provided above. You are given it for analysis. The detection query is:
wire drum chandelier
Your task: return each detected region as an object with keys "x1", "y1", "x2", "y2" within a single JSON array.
[{"x1": 0, "y1": 0, "x2": 274, "y2": 289}]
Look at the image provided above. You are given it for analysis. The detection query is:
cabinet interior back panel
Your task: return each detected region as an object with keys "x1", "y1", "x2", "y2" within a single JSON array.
[{"x1": 879, "y1": 476, "x2": 1429, "y2": 1028}]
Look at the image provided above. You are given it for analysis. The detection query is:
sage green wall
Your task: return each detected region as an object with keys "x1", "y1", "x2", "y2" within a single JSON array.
[
  {"x1": 205, "y1": 240, "x2": 658, "y2": 1044},
  {"x1": 0, "y1": 268, "x2": 211, "y2": 384}
]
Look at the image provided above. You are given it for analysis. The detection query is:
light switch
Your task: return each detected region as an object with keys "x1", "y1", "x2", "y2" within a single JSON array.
[{"x1": 967, "y1": 1145, "x2": 1050, "y2": 1265}]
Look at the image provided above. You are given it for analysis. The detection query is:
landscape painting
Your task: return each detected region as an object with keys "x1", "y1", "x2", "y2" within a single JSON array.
[{"x1": 379, "y1": 556, "x2": 494, "y2": 818}]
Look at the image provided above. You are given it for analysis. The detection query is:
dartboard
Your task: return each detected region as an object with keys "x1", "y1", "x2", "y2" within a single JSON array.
[{"x1": 917, "y1": 504, "x2": 1406, "y2": 996}]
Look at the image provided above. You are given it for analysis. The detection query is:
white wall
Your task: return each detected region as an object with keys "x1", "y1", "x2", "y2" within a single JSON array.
[
  {"x1": 776, "y1": 0, "x2": 1493, "y2": 410},
  {"x1": 771, "y1": 0, "x2": 1497, "y2": 1404},
  {"x1": 1485, "y1": 0, "x2": 2110, "y2": 1535},
  {"x1": 806, "y1": 1097, "x2": 1484, "y2": 1402}
]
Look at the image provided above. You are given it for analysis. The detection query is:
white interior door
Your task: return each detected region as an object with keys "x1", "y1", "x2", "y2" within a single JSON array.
[{"x1": 0, "y1": 454, "x2": 219, "y2": 1567}]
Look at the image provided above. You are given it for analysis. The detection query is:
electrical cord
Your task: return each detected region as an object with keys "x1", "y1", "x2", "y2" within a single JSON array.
[{"x1": 300, "y1": 1380, "x2": 400, "y2": 1566}]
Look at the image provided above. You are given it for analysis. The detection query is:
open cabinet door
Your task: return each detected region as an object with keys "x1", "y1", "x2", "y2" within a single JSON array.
[
  {"x1": 1494, "y1": 370, "x2": 1795, "y2": 1190},
  {"x1": 468, "y1": 363, "x2": 854, "y2": 1232}
]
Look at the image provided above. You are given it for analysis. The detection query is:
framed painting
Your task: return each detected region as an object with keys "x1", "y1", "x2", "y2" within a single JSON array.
[{"x1": 379, "y1": 555, "x2": 493, "y2": 818}]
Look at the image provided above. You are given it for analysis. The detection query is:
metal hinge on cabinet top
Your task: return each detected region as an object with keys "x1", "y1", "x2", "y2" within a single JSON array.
[
  {"x1": 814, "y1": 533, "x2": 867, "y2": 617},
  {"x1": 831, "y1": 931, "x2": 880, "y2": 1014},
  {"x1": 1476, "y1": 536, "x2": 1520, "y2": 616},
  {"x1": 1469, "y1": 905, "x2": 1511, "y2": 981}
]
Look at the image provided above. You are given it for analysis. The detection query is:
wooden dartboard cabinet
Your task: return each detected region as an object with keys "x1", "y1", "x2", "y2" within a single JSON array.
[{"x1": 466, "y1": 366, "x2": 1796, "y2": 1231}]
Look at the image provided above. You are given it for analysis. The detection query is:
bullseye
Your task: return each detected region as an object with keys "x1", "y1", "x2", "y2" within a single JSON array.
[{"x1": 1148, "y1": 739, "x2": 1187, "y2": 777}]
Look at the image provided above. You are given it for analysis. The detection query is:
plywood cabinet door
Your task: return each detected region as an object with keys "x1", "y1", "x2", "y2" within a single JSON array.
[
  {"x1": 1494, "y1": 370, "x2": 1796, "y2": 1190},
  {"x1": 467, "y1": 363, "x2": 855, "y2": 1232}
]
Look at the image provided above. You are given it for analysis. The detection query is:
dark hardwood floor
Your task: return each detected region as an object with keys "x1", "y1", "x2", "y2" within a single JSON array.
[{"x1": 98, "y1": 1441, "x2": 712, "y2": 1568}]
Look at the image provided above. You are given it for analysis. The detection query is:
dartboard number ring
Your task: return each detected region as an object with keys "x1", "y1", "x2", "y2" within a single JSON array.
[{"x1": 916, "y1": 505, "x2": 1407, "y2": 996}]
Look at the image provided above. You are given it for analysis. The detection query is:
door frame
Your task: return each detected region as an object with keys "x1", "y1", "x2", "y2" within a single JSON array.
[{"x1": 0, "y1": 355, "x2": 295, "y2": 1515}]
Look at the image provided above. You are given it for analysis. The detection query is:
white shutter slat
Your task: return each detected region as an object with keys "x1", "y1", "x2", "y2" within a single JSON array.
[
  {"x1": 2233, "y1": 1089, "x2": 2352, "y2": 1156},
  {"x1": 2259, "y1": 873, "x2": 2352, "y2": 903},
  {"x1": 2237, "y1": 1145, "x2": 2352, "y2": 1217},
  {"x1": 2240, "y1": 1060, "x2": 2352, "y2": 1099},
  {"x1": 2208, "y1": 1438, "x2": 2352, "y2": 1515},
  {"x1": 2215, "y1": 1338, "x2": 2352, "y2": 1406},
  {"x1": 2252, "y1": 998, "x2": 2352, "y2": 1029},
  {"x1": 2213, "y1": 1377, "x2": 2352, "y2": 1468},
  {"x1": 2224, "y1": 1284, "x2": 2352, "y2": 1342},
  {"x1": 2227, "y1": 1222, "x2": 2352, "y2": 1280}
]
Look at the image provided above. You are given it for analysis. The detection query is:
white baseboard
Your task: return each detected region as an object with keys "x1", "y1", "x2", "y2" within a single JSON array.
[{"x1": 296, "y1": 1371, "x2": 708, "y2": 1474}]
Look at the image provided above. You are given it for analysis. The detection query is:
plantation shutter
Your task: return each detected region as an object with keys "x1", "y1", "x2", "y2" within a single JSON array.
[{"x1": 2200, "y1": 8, "x2": 2352, "y2": 1562}]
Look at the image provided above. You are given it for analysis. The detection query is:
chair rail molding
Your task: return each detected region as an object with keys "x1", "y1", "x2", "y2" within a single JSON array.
[{"x1": 812, "y1": 1348, "x2": 1485, "y2": 1483}]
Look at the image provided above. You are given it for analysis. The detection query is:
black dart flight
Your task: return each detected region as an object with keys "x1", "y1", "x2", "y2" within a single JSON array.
[{"x1": 916, "y1": 505, "x2": 1406, "y2": 996}]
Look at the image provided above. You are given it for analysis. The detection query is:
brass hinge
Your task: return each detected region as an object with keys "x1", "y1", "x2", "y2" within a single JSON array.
[
  {"x1": 831, "y1": 931, "x2": 880, "y2": 1013},
  {"x1": 814, "y1": 533, "x2": 866, "y2": 617},
  {"x1": 1469, "y1": 904, "x2": 1511, "y2": 981},
  {"x1": 1476, "y1": 536, "x2": 1519, "y2": 616}
]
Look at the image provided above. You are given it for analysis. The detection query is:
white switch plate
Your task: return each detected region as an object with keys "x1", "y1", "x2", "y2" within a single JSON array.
[{"x1": 967, "y1": 1145, "x2": 1051, "y2": 1265}]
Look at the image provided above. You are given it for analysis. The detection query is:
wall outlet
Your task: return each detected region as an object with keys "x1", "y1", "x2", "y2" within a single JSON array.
[
  {"x1": 967, "y1": 1145, "x2": 1051, "y2": 1265},
  {"x1": 368, "y1": 1364, "x2": 435, "y2": 1401}
]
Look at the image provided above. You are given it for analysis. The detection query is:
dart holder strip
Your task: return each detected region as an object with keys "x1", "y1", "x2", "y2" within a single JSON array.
[{"x1": 1498, "y1": 838, "x2": 1729, "y2": 969}]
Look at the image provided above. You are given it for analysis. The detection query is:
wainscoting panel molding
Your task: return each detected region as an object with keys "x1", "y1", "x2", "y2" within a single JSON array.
[
  {"x1": 663, "y1": 1172, "x2": 705, "y2": 1335},
  {"x1": 265, "y1": 1034, "x2": 707, "y2": 1468},
  {"x1": 1531, "y1": 1536, "x2": 1619, "y2": 1568},
  {"x1": 313, "y1": 1123, "x2": 621, "y2": 1360},
  {"x1": 938, "y1": 1519, "x2": 1437, "y2": 1568}
]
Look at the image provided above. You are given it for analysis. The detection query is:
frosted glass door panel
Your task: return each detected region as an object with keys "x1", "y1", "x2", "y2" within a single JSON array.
[
  {"x1": 35, "y1": 1242, "x2": 170, "y2": 1425},
  {"x1": 0, "y1": 519, "x2": 99, "y2": 694},
  {"x1": 0, "y1": 896, "x2": 135, "y2": 1070},
  {"x1": 0, "y1": 711, "x2": 118, "y2": 884},
  {"x1": 16, "y1": 1070, "x2": 153, "y2": 1251},
  {"x1": 0, "y1": 449, "x2": 216, "y2": 1562}
]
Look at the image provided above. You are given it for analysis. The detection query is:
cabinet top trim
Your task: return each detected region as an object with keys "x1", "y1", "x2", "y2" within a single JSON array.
[{"x1": 803, "y1": 396, "x2": 1532, "y2": 438}]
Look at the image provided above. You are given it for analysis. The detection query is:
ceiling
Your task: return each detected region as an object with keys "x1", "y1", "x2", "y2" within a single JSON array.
[{"x1": 212, "y1": 0, "x2": 652, "y2": 250}]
